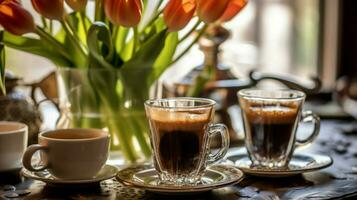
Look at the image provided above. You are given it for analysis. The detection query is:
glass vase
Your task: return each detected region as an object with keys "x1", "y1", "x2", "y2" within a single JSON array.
[{"x1": 56, "y1": 68, "x2": 154, "y2": 163}]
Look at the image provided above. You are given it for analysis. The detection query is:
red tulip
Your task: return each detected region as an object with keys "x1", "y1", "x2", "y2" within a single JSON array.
[
  {"x1": 31, "y1": 0, "x2": 64, "y2": 20},
  {"x1": 219, "y1": 0, "x2": 247, "y2": 22},
  {"x1": 163, "y1": 0, "x2": 196, "y2": 32},
  {"x1": 104, "y1": 0, "x2": 143, "y2": 27},
  {"x1": 0, "y1": 0, "x2": 35, "y2": 35},
  {"x1": 65, "y1": 0, "x2": 87, "y2": 11},
  {"x1": 0, "y1": 0, "x2": 19, "y2": 4},
  {"x1": 196, "y1": 0, "x2": 230, "y2": 23}
]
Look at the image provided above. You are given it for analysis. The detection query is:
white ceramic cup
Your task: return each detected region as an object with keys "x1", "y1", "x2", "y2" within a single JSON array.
[
  {"x1": 22, "y1": 128, "x2": 110, "y2": 180},
  {"x1": 0, "y1": 121, "x2": 28, "y2": 171}
]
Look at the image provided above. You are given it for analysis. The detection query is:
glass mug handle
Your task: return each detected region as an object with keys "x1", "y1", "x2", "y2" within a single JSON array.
[
  {"x1": 206, "y1": 123, "x2": 230, "y2": 165},
  {"x1": 296, "y1": 110, "x2": 320, "y2": 148}
]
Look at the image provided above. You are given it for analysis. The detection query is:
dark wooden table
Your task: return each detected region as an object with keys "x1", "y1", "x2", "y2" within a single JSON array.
[{"x1": 1, "y1": 119, "x2": 357, "y2": 200}]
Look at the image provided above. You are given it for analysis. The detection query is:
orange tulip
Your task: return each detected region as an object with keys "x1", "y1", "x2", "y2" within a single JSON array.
[
  {"x1": 104, "y1": 0, "x2": 142, "y2": 27},
  {"x1": 0, "y1": 0, "x2": 35, "y2": 35},
  {"x1": 164, "y1": 0, "x2": 196, "y2": 32},
  {"x1": 219, "y1": 0, "x2": 247, "y2": 22},
  {"x1": 0, "y1": 0, "x2": 19, "y2": 4},
  {"x1": 65, "y1": 0, "x2": 87, "y2": 11},
  {"x1": 196, "y1": 0, "x2": 230, "y2": 23},
  {"x1": 31, "y1": 0, "x2": 64, "y2": 20}
]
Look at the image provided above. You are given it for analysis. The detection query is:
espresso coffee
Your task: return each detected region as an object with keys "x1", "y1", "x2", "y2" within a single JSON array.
[
  {"x1": 242, "y1": 104, "x2": 299, "y2": 162},
  {"x1": 149, "y1": 117, "x2": 209, "y2": 175},
  {"x1": 145, "y1": 98, "x2": 230, "y2": 185},
  {"x1": 239, "y1": 89, "x2": 320, "y2": 168}
]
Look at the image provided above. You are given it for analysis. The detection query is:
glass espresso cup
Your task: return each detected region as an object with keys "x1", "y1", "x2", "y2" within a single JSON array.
[
  {"x1": 145, "y1": 98, "x2": 230, "y2": 185},
  {"x1": 238, "y1": 89, "x2": 320, "y2": 168}
]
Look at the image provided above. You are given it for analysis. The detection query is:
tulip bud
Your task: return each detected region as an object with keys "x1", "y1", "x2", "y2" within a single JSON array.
[
  {"x1": 164, "y1": 0, "x2": 196, "y2": 32},
  {"x1": 219, "y1": 0, "x2": 247, "y2": 22},
  {"x1": 31, "y1": 0, "x2": 64, "y2": 20},
  {"x1": 196, "y1": 0, "x2": 230, "y2": 23},
  {"x1": 65, "y1": 0, "x2": 87, "y2": 12},
  {"x1": 104, "y1": 0, "x2": 143, "y2": 27},
  {"x1": 0, "y1": 0, "x2": 35, "y2": 35},
  {"x1": 0, "y1": 0, "x2": 20, "y2": 5}
]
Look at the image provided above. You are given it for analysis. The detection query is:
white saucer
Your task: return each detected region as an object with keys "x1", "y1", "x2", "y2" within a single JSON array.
[
  {"x1": 21, "y1": 164, "x2": 118, "y2": 185},
  {"x1": 227, "y1": 148, "x2": 333, "y2": 177},
  {"x1": 116, "y1": 164, "x2": 244, "y2": 194}
]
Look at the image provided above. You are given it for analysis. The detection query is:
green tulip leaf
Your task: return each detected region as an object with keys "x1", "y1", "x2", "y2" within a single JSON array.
[
  {"x1": 154, "y1": 17, "x2": 166, "y2": 33},
  {"x1": 142, "y1": 0, "x2": 149, "y2": 10},
  {"x1": 120, "y1": 42, "x2": 134, "y2": 62},
  {"x1": 94, "y1": 0, "x2": 105, "y2": 22},
  {"x1": 54, "y1": 27, "x2": 85, "y2": 68},
  {"x1": 87, "y1": 66, "x2": 120, "y2": 110},
  {"x1": 121, "y1": 17, "x2": 165, "y2": 62},
  {"x1": 140, "y1": 24, "x2": 157, "y2": 44},
  {"x1": 114, "y1": 27, "x2": 129, "y2": 56},
  {"x1": 53, "y1": 13, "x2": 89, "y2": 68},
  {"x1": 65, "y1": 12, "x2": 92, "y2": 45},
  {"x1": 120, "y1": 29, "x2": 167, "y2": 101},
  {"x1": 119, "y1": 32, "x2": 134, "y2": 61},
  {"x1": 87, "y1": 22, "x2": 120, "y2": 69},
  {"x1": 150, "y1": 32, "x2": 179, "y2": 84},
  {"x1": 1, "y1": 31, "x2": 72, "y2": 67},
  {"x1": 122, "y1": 29, "x2": 167, "y2": 70}
]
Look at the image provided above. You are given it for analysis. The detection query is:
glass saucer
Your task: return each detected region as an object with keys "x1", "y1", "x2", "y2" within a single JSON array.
[
  {"x1": 21, "y1": 164, "x2": 118, "y2": 185},
  {"x1": 116, "y1": 164, "x2": 244, "y2": 194},
  {"x1": 227, "y1": 148, "x2": 333, "y2": 177}
]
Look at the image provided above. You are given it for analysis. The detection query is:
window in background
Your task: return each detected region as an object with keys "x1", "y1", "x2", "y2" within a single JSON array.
[
  {"x1": 165, "y1": 0, "x2": 323, "y2": 87},
  {"x1": 7, "y1": 0, "x2": 324, "y2": 88},
  {"x1": 223, "y1": 0, "x2": 321, "y2": 78}
]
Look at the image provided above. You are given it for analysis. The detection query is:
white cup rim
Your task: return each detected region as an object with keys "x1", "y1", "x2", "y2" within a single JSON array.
[
  {"x1": 0, "y1": 121, "x2": 28, "y2": 135},
  {"x1": 39, "y1": 128, "x2": 109, "y2": 142}
]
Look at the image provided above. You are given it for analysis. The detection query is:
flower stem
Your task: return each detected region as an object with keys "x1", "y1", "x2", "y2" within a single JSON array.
[
  {"x1": 179, "y1": 20, "x2": 202, "y2": 43},
  {"x1": 63, "y1": 17, "x2": 85, "y2": 44},
  {"x1": 60, "y1": 20, "x2": 88, "y2": 56},
  {"x1": 112, "y1": 26, "x2": 119, "y2": 41},
  {"x1": 171, "y1": 24, "x2": 208, "y2": 65},
  {"x1": 41, "y1": 17, "x2": 48, "y2": 29},
  {"x1": 49, "y1": 20, "x2": 53, "y2": 34},
  {"x1": 35, "y1": 26, "x2": 72, "y2": 61},
  {"x1": 132, "y1": 27, "x2": 139, "y2": 56},
  {"x1": 156, "y1": 0, "x2": 165, "y2": 10},
  {"x1": 144, "y1": 8, "x2": 164, "y2": 29},
  {"x1": 94, "y1": 0, "x2": 104, "y2": 21},
  {"x1": 110, "y1": 113, "x2": 139, "y2": 162},
  {"x1": 80, "y1": 11, "x2": 88, "y2": 35},
  {"x1": 132, "y1": 114, "x2": 152, "y2": 157}
]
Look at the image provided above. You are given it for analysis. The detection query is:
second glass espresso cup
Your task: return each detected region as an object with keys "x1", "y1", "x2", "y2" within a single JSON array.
[
  {"x1": 145, "y1": 98, "x2": 230, "y2": 185},
  {"x1": 238, "y1": 89, "x2": 320, "y2": 168}
]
